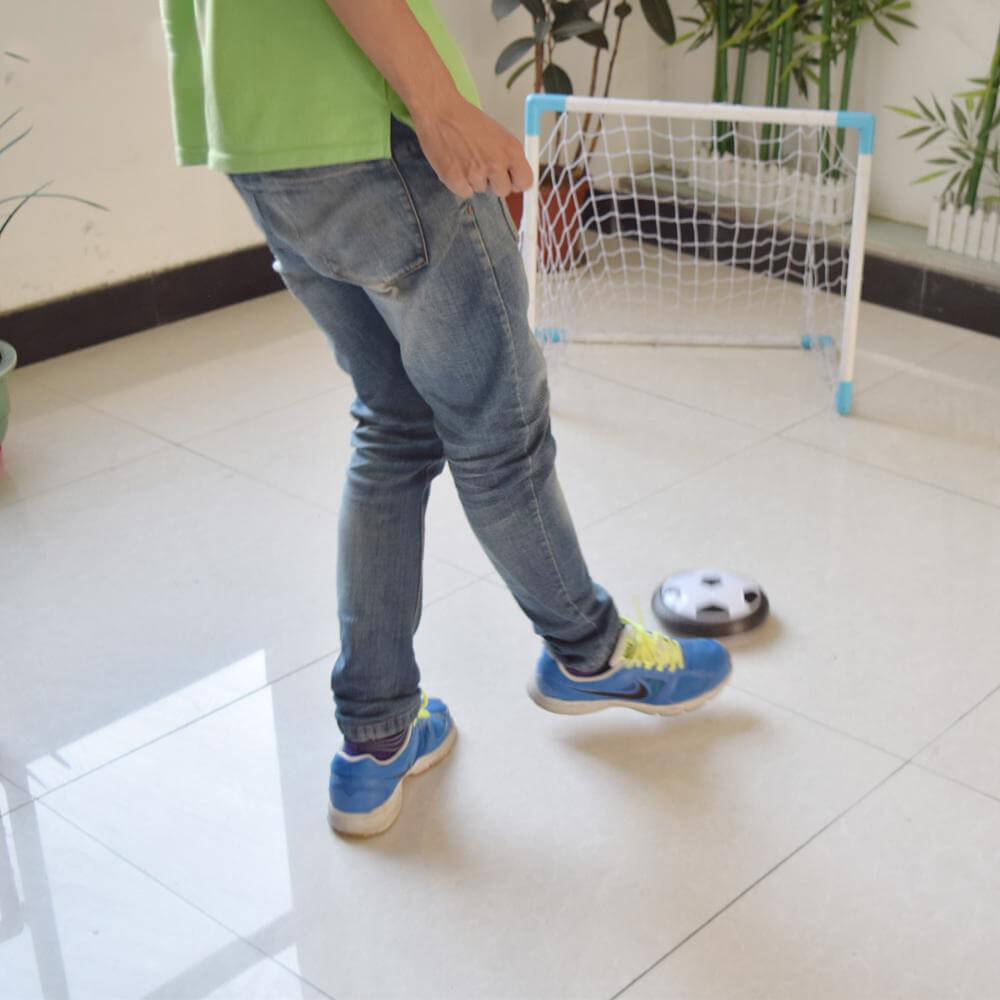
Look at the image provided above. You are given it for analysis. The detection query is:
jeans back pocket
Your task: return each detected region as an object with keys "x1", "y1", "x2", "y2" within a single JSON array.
[{"x1": 232, "y1": 160, "x2": 428, "y2": 293}]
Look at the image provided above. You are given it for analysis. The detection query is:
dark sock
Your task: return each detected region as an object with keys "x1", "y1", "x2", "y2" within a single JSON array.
[{"x1": 343, "y1": 728, "x2": 408, "y2": 761}]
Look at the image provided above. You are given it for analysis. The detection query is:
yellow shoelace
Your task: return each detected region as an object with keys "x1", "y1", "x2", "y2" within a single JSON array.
[
  {"x1": 413, "y1": 690, "x2": 431, "y2": 726},
  {"x1": 618, "y1": 619, "x2": 685, "y2": 673}
]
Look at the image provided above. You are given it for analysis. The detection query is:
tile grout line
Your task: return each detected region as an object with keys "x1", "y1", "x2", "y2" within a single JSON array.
[
  {"x1": 781, "y1": 433, "x2": 1000, "y2": 515},
  {"x1": 562, "y1": 360, "x2": 776, "y2": 434},
  {"x1": 22, "y1": 575, "x2": 485, "y2": 809},
  {"x1": 730, "y1": 684, "x2": 908, "y2": 763},
  {"x1": 33, "y1": 796, "x2": 338, "y2": 1000},
  {"x1": 607, "y1": 760, "x2": 909, "y2": 1000},
  {"x1": 611, "y1": 668, "x2": 1000, "y2": 998},
  {"x1": 908, "y1": 761, "x2": 1000, "y2": 808}
]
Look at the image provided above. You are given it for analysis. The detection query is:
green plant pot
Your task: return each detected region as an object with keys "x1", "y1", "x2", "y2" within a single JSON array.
[{"x1": 0, "y1": 340, "x2": 17, "y2": 454}]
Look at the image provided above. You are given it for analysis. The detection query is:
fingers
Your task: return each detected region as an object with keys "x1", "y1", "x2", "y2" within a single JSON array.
[{"x1": 509, "y1": 152, "x2": 534, "y2": 193}]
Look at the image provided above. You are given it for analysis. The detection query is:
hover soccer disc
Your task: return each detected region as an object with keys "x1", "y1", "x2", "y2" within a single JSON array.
[{"x1": 652, "y1": 569, "x2": 769, "y2": 637}]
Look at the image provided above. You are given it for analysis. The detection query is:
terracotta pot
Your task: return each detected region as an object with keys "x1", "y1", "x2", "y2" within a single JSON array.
[{"x1": 506, "y1": 167, "x2": 590, "y2": 270}]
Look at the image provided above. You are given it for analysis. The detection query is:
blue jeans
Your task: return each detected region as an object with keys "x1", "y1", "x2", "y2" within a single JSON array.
[{"x1": 230, "y1": 119, "x2": 620, "y2": 740}]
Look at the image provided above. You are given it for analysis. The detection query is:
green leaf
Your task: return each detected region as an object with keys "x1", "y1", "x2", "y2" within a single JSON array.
[
  {"x1": 871, "y1": 18, "x2": 898, "y2": 45},
  {"x1": 942, "y1": 172, "x2": 960, "y2": 196},
  {"x1": 535, "y1": 17, "x2": 552, "y2": 42},
  {"x1": 492, "y1": 0, "x2": 522, "y2": 18},
  {"x1": 916, "y1": 127, "x2": 946, "y2": 150},
  {"x1": 887, "y1": 104, "x2": 922, "y2": 120},
  {"x1": 495, "y1": 37, "x2": 536, "y2": 75},
  {"x1": 767, "y1": 4, "x2": 798, "y2": 34},
  {"x1": 955, "y1": 89, "x2": 988, "y2": 100},
  {"x1": 912, "y1": 169, "x2": 948, "y2": 184},
  {"x1": 552, "y1": 18, "x2": 609, "y2": 45},
  {"x1": 898, "y1": 125, "x2": 931, "y2": 139},
  {"x1": 952, "y1": 101, "x2": 968, "y2": 140},
  {"x1": 884, "y1": 13, "x2": 917, "y2": 29},
  {"x1": 0, "y1": 125, "x2": 31, "y2": 158},
  {"x1": 639, "y1": 0, "x2": 676, "y2": 44},
  {"x1": 0, "y1": 107, "x2": 23, "y2": 133},
  {"x1": 505, "y1": 58, "x2": 536, "y2": 89},
  {"x1": 542, "y1": 62, "x2": 574, "y2": 94},
  {"x1": 927, "y1": 157, "x2": 957, "y2": 165},
  {"x1": 520, "y1": 0, "x2": 547, "y2": 17},
  {"x1": 932, "y1": 94, "x2": 946, "y2": 122}
]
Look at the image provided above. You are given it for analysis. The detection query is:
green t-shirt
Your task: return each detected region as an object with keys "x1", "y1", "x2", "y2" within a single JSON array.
[{"x1": 160, "y1": 0, "x2": 480, "y2": 172}]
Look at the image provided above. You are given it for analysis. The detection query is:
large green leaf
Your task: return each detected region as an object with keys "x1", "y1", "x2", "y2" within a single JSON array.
[
  {"x1": 492, "y1": 0, "x2": 522, "y2": 18},
  {"x1": 639, "y1": 0, "x2": 676, "y2": 44},
  {"x1": 543, "y1": 63, "x2": 574, "y2": 93},
  {"x1": 553, "y1": 18, "x2": 609, "y2": 46},
  {"x1": 506, "y1": 58, "x2": 536, "y2": 89},
  {"x1": 495, "y1": 37, "x2": 536, "y2": 75}
]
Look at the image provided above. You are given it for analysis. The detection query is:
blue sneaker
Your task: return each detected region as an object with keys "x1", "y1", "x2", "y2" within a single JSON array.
[
  {"x1": 528, "y1": 621, "x2": 731, "y2": 716},
  {"x1": 329, "y1": 693, "x2": 456, "y2": 837}
]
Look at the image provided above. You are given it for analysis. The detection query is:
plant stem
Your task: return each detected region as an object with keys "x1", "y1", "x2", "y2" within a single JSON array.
[
  {"x1": 773, "y1": 6, "x2": 795, "y2": 158},
  {"x1": 715, "y1": 0, "x2": 732, "y2": 152},
  {"x1": 819, "y1": 0, "x2": 832, "y2": 175},
  {"x1": 733, "y1": 0, "x2": 751, "y2": 105},
  {"x1": 966, "y1": 20, "x2": 1000, "y2": 209},
  {"x1": 584, "y1": 7, "x2": 628, "y2": 159},
  {"x1": 834, "y1": 0, "x2": 860, "y2": 174},
  {"x1": 761, "y1": 0, "x2": 782, "y2": 160},
  {"x1": 574, "y1": 0, "x2": 613, "y2": 165}
]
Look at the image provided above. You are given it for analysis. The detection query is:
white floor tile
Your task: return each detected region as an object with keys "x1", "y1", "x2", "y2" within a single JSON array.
[
  {"x1": 576, "y1": 436, "x2": 1000, "y2": 757},
  {"x1": 917, "y1": 686, "x2": 1000, "y2": 802},
  {"x1": 621, "y1": 766, "x2": 1000, "y2": 1000},
  {"x1": 1, "y1": 774, "x2": 31, "y2": 816},
  {"x1": 0, "y1": 801, "x2": 325, "y2": 1000},
  {"x1": 44, "y1": 583, "x2": 896, "y2": 1000},
  {"x1": 25, "y1": 293, "x2": 347, "y2": 443},
  {"x1": 562, "y1": 299, "x2": 969, "y2": 434},
  {"x1": 787, "y1": 333, "x2": 1000, "y2": 506},
  {"x1": 0, "y1": 446, "x2": 475, "y2": 796},
  {"x1": 0, "y1": 372, "x2": 166, "y2": 507},
  {"x1": 187, "y1": 365, "x2": 764, "y2": 579}
]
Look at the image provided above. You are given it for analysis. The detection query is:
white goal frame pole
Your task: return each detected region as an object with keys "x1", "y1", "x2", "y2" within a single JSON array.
[{"x1": 520, "y1": 94, "x2": 876, "y2": 416}]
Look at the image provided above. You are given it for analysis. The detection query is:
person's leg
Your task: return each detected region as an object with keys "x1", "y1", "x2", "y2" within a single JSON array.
[
  {"x1": 374, "y1": 120, "x2": 622, "y2": 673},
  {"x1": 230, "y1": 169, "x2": 444, "y2": 740}
]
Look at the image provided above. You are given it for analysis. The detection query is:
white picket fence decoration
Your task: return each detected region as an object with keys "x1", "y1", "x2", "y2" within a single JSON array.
[
  {"x1": 666, "y1": 151, "x2": 856, "y2": 226},
  {"x1": 928, "y1": 199, "x2": 1000, "y2": 262}
]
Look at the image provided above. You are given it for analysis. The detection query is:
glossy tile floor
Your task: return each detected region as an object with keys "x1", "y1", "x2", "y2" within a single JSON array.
[{"x1": 2, "y1": 290, "x2": 999, "y2": 999}]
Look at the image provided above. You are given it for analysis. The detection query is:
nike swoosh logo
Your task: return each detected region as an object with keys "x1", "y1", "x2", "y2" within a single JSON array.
[{"x1": 586, "y1": 681, "x2": 651, "y2": 700}]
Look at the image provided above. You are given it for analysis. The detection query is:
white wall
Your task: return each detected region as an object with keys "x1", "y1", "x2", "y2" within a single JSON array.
[{"x1": 1, "y1": 0, "x2": 997, "y2": 313}]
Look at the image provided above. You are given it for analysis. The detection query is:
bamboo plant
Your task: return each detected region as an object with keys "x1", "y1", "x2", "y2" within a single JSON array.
[
  {"x1": 889, "y1": 20, "x2": 1000, "y2": 212},
  {"x1": 683, "y1": 0, "x2": 914, "y2": 167}
]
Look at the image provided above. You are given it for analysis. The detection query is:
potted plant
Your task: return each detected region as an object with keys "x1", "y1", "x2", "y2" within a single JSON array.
[
  {"x1": 890, "y1": 19, "x2": 1000, "y2": 260},
  {"x1": 491, "y1": 0, "x2": 676, "y2": 262},
  {"x1": 0, "y1": 50, "x2": 107, "y2": 456}
]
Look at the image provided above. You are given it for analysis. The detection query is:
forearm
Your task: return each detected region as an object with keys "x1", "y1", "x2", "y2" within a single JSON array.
[{"x1": 325, "y1": 0, "x2": 458, "y2": 116}]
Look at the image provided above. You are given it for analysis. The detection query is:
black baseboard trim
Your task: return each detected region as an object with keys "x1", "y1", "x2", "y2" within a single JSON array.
[
  {"x1": 1, "y1": 244, "x2": 284, "y2": 367},
  {"x1": 0, "y1": 222, "x2": 996, "y2": 368}
]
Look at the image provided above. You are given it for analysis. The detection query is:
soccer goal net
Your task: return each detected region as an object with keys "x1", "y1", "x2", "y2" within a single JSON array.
[{"x1": 520, "y1": 95, "x2": 875, "y2": 414}]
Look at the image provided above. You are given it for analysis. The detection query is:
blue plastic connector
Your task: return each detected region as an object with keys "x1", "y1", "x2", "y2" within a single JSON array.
[
  {"x1": 525, "y1": 94, "x2": 568, "y2": 137},
  {"x1": 836, "y1": 380, "x2": 854, "y2": 415},
  {"x1": 836, "y1": 111, "x2": 876, "y2": 155}
]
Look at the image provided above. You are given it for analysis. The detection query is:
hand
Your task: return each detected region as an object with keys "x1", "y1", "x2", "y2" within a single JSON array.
[{"x1": 410, "y1": 95, "x2": 534, "y2": 200}]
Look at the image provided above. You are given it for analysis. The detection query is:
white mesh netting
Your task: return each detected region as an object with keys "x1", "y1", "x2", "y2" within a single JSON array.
[{"x1": 527, "y1": 106, "x2": 861, "y2": 362}]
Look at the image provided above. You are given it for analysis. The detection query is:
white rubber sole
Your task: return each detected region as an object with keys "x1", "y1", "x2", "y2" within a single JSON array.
[
  {"x1": 526, "y1": 672, "x2": 731, "y2": 717},
  {"x1": 328, "y1": 723, "x2": 458, "y2": 838}
]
